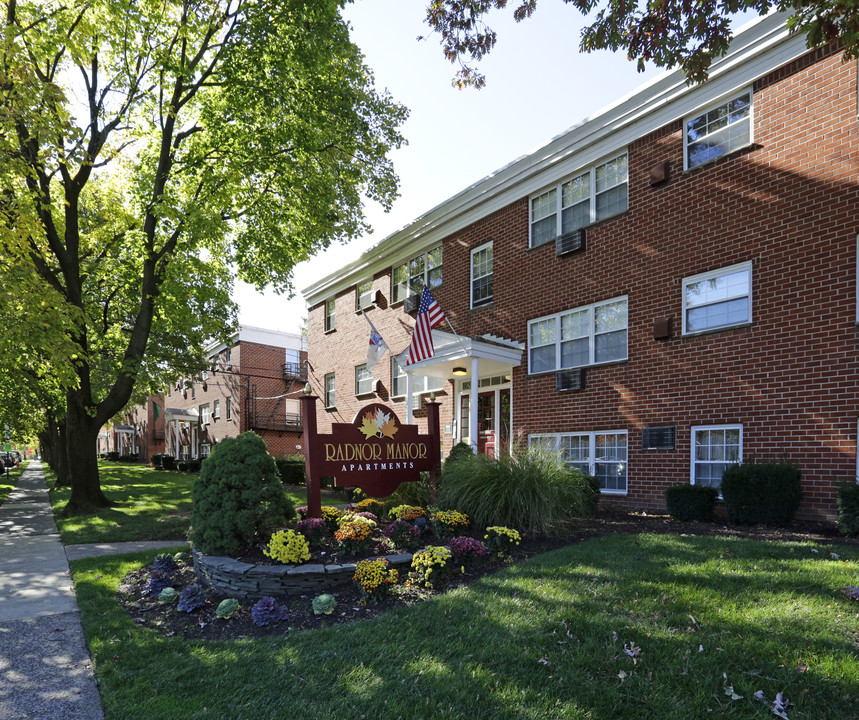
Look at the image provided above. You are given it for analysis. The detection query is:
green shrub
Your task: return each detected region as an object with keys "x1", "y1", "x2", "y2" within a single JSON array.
[
  {"x1": 190, "y1": 432, "x2": 296, "y2": 554},
  {"x1": 151, "y1": 453, "x2": 175, "y2": 470},
  {"x1": 276, "y1": 454, "x2": 306, "y2": 485},
  {"x1": 118, "y1": 453, "x2": 139, "y2": 463},
  {"x1": 665, "y1": 484, "x2": 719, "y2": 521},
  {"x1": 837, "y1": 482, "x2": 859, "y2": 536},
  {"x1": 720, "y1": 459, "x2": 802, "y2": 526},
  {"x1": 445, "y1": 441, "x2": 474, "y2": 466},
  {"x1": 437, "y1": 444, "x2": 599, "y2": 533},
  {"x1": 378, "y1": 471, "x2": 435, "y2": 512},
  {"x1": 106, "y1": 451, "x2": 120, "y2": 461}
]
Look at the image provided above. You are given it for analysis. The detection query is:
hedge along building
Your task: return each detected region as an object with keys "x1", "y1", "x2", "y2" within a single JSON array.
[
  {"x1": 302, "y1": 13, "x2": 859, "y2": 521},
  {"x1": 148, "y1": 325, "x2": 308, "y2": 461}
]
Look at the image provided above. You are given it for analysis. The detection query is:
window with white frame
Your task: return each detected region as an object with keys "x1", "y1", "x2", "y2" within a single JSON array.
[
  {"x1": 682, "y1": 262, "x2": 751, "y2": 335},
  {"x1": 324, "y1": 298, "x2": 336, "y2": 332},
  {"x1": 392, "y1": 245, "x2": 443, "y2": 304},
  {"x1": 528, "y1": 296, "x2": 628, "y2": 374},
  {"x1": 225, "y1": 397, "x2": 232, "y2": 421},
  {"x1": 200, "y1": 404, "x2": 210, "y2": 425},
  {"x1": 324, "y1": 373, "x2": 336, "y2": 408},
  {"x1": 285, "y1": 398, "x2": 300, "y2": 425},
  {"x1": 529, "y1": 153, "x2": 628, "y2": 247},
  {"x1": 391, "y1": 358, "x2": 444, "y2": 398},
  {"x1": 685, "y1": 90, "x2": 752, "y2": 170},
  {"x1": 212, "y1": 400, "x2": 220, "y2": 419},
  {"x1": 530, "y1": 431, "x2": 628, "y2": 493},
  {"x1": 355, "y1": 363, "x2": 373, "y2": 396},
  {"x1": 355, "y1": 280, "x2": 374, "y2": 311},
  {"x1": 471, "y1": 241, "x2": 493, "y2": 307},
  {"x1": 691, "y1": 425, "x2": 742, "y2": 489},
  {"x1": 200, "y1": 443, "x2": 211, "y2": 457}
]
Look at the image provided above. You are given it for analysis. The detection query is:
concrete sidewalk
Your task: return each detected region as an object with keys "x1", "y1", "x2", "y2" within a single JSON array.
[{"x1": 0, "y1": 461, "x2": 105, "y2": 720}]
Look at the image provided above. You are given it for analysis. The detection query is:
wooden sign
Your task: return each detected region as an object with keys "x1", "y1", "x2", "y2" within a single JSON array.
[{"x1": 300, "y1": 396, "x2": 441, "y2": 518}]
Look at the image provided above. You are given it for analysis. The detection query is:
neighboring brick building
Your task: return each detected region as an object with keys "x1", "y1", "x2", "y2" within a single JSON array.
[
  {"x1": 103, "y1": 395, "x2": 166, "y2": 460},
  {"x1": 302, "y1": 15, "x2": 859, "y2": 520},
  {"x1": 113, "y1": 326, "x2": 307, "y2": 462}
]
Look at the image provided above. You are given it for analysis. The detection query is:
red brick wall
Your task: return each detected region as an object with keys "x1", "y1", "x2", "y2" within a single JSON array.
[{"x1": 308, "y1": 47, "x2": 858, "y2": 520}]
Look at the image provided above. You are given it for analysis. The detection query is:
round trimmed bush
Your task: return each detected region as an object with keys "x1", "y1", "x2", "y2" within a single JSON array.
[
  {"x1": 720, "y1": 459, "x2": 801, "y2": 526},
  {"x1": 190, "y1": 431, "x2": 295, "y2": 554},
  {"x1": 665, "y1": 484, "x2": 718, "y2": 521}
]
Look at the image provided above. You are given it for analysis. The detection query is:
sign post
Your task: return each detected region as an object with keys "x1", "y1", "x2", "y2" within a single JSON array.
[{"x1": 300, "y1": 393, "x2": 441, "y2": 519}]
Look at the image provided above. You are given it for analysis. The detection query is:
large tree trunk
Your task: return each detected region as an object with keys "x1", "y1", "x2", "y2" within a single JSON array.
[
  {"x1": 42, "y1": 413, "x2": 71, "y2": 488},
  {"x1": 60, "y1": 392, "x2": 114, "y2": 515}
]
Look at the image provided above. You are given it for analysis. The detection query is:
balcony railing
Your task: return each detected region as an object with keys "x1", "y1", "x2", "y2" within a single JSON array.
[{"x1": 283, "y1": 361, "x2": 308, "y2": 381}]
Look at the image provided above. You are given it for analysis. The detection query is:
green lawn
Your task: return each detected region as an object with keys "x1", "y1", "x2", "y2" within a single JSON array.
[
  {"x1": 48, "y1": 462, "x2": 346, "y2": 544},
  {"x1": 72, "y1": 533, "x2": 859, "y2": 720},
  {"x1": 0, "y1": 460, "x2": 26, "y2": 505}
]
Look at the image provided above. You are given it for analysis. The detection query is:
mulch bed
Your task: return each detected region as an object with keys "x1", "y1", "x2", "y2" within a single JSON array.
[{"x1": 117, "y1": 508, "x2": 855, "y2": 642}]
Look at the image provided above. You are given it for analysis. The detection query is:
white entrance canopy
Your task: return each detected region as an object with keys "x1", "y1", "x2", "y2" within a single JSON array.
[
  {"x1": 396, "y1": 330, "x2": 523, "y2": 452},
  {"x1": 163, "y1": 408, "x2": 199, "y2": 457}
]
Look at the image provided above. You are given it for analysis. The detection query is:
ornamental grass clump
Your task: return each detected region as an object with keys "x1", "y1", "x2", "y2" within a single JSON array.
[
  {"x1": 251, "y1": 596, "x2": 287, "y2": 626},
  {"x1": 389, "y1": 504, "x2": 426, "y2": 522},
  {"x1": 334, "y1": 520, "x2": 376, "y2": 555},
  {"x1": 383, "y1": 519, "x2": 421, "y2": 550},
  {"x1": 190, "y1": 432, "x2": 296, "y2": 554},
  {"x1": 177, "y1": 584, "x2": 207, "y2": 613},
  {"x1": 438, "y1": 443, "x2": 598, "y2": 533},
  {"x1": 353, "y1": 558, "x2": 399, "y2": 603},
  {"x1": 296, "y1": 517, "x2": 328, "y2": 545},
  {"x1": 431, "y1": 509, "x2": 470, "y2": 541},
  {"x1": 411, "y1": 546, "x2": 453, "y2": 587},
  {"x1": 264, "y1": 529, "x2": 311, "y2": 565},
  {"x1": 484, "y1": 526, "x2": 521, "y2": 558},
  {"x1": 449, "y1": 535, "x2": 487, "y2": 564}
]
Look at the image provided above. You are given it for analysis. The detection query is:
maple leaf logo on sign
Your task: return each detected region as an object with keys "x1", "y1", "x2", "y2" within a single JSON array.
[{"x1": 358, "y1": 408, "x2": 398, "y2": 440}]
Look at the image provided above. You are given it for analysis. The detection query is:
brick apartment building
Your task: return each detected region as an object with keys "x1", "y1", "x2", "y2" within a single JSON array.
[
  {"x1": 302, "y1": 14, "x2": 859, "y2": 521},
  {"x1": 109, "y1": 325, "x2": 307, "y2": 462}
]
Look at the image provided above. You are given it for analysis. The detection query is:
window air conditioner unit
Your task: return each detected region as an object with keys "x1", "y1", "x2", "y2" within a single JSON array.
[
  {"x1": 359, "y1": 295, "x2": 374, "y2": 311},
  {"x1": 556, "y1": 228, "x2": 586, "y2": 257},
  {"x1": 642, "y1": 426, "x2": 676, "y2": 450},
  {"x1": 403, "y1": 294, "x2": 419, "y2": 313},
  {"x1": 555, "y1": 368, "x2": 584, "y2": 391}
]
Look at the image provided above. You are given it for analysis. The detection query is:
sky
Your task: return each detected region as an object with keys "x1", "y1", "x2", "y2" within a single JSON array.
[{"x1": 234, "y1": 1, "x2": 756, "y2": 335}]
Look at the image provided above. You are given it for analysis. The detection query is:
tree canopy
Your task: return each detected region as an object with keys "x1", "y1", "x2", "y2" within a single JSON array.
[
  {"x1": 424, "y1": 1, "x2": 859, "y2": 87},
  {"x1": 1, "y1": 0, "x2": 407, "y2": 513}
]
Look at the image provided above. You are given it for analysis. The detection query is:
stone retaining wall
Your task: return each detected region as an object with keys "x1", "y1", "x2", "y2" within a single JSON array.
[{"x1": 192, "y1": 548, "x2": 414, "y2": 600}]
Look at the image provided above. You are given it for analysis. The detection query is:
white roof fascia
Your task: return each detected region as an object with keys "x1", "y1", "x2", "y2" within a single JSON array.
[
  {"x1": 205, "y1": 325, "x2": 305, "y2": 354},
  {"x1": 303, "y1": 13, "x2": 808, "y2": 306}
]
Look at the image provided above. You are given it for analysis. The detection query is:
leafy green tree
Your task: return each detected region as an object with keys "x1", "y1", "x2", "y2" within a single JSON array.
[
  {"x1": 1, "y1": 0, "x2": 406, "y2": 514},
  {"x1": 424, "y1": 1, "x2": 859, "y2": 86}
]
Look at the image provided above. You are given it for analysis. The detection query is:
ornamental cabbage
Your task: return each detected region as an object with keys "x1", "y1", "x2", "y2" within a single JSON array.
[
  {"x1": 312, "y1": 593, "x2": 337, "y2": 615},
  {"x1": 216, "y1": 598, "x2": 240, "y2": 619}
]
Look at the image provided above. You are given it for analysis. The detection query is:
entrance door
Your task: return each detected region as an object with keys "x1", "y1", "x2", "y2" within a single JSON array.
[
  {"x1": 460, "y1": 387, "x2": 511, "y2": 458},
  {"x1": 477, "y1": 392, "x2": 495, "y2": 457}
]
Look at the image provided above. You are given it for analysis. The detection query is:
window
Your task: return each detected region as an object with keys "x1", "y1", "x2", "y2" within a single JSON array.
[
  {"x1": 285, "y1": 399, "x2": 300, "y2": 425},
  {"x1": 692, "y1": 425, "x2": 742, "y2": 490},
  {"x1": 225, "y1": 397, "x2": 232, "y2": 421},
  {"x1": 200, "y1": 404, "x2": 210, "y2": 425},
  {"x1": 190, "y1": 381, "x2": 195, "y2": 399},
  {"x1": 355, "y1": 280, "x2": 374, "y2": 311},
  {"x1": 200, "y1": 443, "x2": 211, "y2": 458},
  {"x1": 682, "y1": 262, "x2": 751, "y2": 335},
  {"x1": 355, "y1": 364, "x2": 373, "y2": 396},
  {"x1": 528, "y1": 296, "x2": 628, "y2": 374},
  {"x1": 392, "y1": 245, "x2": 443, "y2": 304},
  {"x1": 685, "y1": 90, "x2": 752, "y2": 170},
  {"x1": 531, "y1": 431, "x2": 628, "y2": 493},
  {"x1": 324, "y1": 298, "x2": 336, "y2": 332},
  {"x1": 225, "y1": 348, "x2": 232, "y2": 368},
  {"x1": 391, "y1": 358, "x2": 443, "y2": 398},
  {"x1": 201, "y1": 368, "x2": 209, "y2": 381},
  {"x1": 529, "y1": 153, "x2": 628, "y2": 247},
  {"x1": 471, "y1": 241, "x2": 493, "y2": 308},
  {"x1": 212, "y1": 400, "x2": 220, "y2": 419},
  {"x1": 324, "y1": 373, "x2": 336, "y2": 408}
]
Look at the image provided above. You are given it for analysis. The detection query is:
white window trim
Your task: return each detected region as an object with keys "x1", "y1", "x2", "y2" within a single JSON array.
[
  {"x1": 529, "y1": 151, "x2": 629, "y2": 248},
  {"x1": 690, "y1": 424, "x2": 743, "y2": 490},
  {"x1": 200, "y1": 404, "x2": 211, "y2": 425},
  {"x1": 225, "y1": 397, "x2": 232, "y2": 421},
  {"x1": 529, "y1": 430, "x2": 628, "y2": 495},
  {"x1": 527, "y1": 295, "x2": 628, "y2": 374},
  {"x1": 324, "y1": 373, "x2": 336, "y2": 409},
  {"x1": 683, "y1": 88, "x2": 753, "y2": 171},
  {"x1": 470, "y1": 241, "x2": 493, "y2": 309},
  {"x1": 391, "y1": 357, "x2": 443, "y2": 399},
  {"x1": 681, "y1": 261, "x2": 752, "y2": 336},
  {"x1": 391, "y1": 245, "x2": 443, "y2": 305},
  {"x1": 355, "y1": 364, "x2": 373, "y2": 396},
  {"x1": 355, "y1": 280, "x2": 374, "y2": 312},
  {"x1": 324, "y1": 298, "x2": 336, "y2": 332},
  {"x1": 212, "y1": 400, "x2": 220, "y2": 419}
]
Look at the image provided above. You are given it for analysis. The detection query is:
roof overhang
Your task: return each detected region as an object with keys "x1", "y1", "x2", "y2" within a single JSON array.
[
  {"x1": 164, "y1": 408, "x2": 200, "y2": 423},
  {"x1": 397, "y1": 331, "x2": 523, "y2": 380}
]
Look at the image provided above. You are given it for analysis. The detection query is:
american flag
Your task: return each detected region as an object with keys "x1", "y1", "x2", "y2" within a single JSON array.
[{"x1": 407, "y1": 287, "x2": 446, "y2": 364}]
